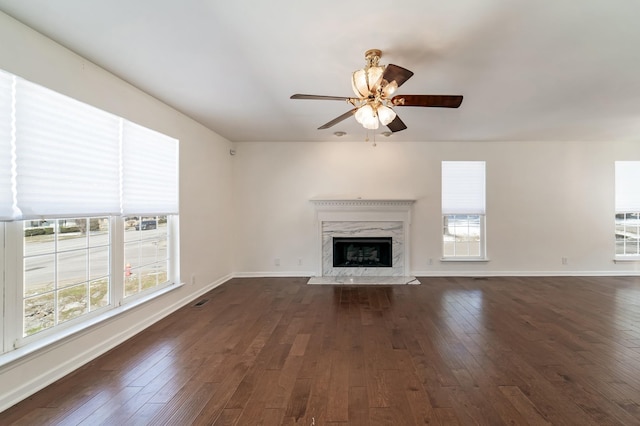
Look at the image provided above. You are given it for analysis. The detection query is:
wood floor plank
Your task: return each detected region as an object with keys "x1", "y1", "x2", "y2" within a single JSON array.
[
  {"x1": 326, "y1": 350, "x2": 350, "y2": 422},
  {"x1": 265, "y1": 355, "x2": 304, "y2": 409},
  {"x1": 49, "y1": 382, "x2": 133, "y2": 425},
  {"x1": 76, "y1": 386, "x2": 143, "y2": 425},
  {"x1": 433, "y1": 407, "x2": 461, "y2": 425},
  {"x1": 191, "y1": 356, "x2": 252, "y2": 423},
  {"x1": 284, "y1": 377, "x2": 312, "y2": 422},
  {"x1": 290, "y1": 333, "x2": 311, "y2": 357},
  {"x1": 3, "y1": 276, "x2": 640, "y2": 425},
  {"x1": 302, "y1": 333, "x2": 333, "y2": 425},
  {"x1": 212, "y1": 407, "x2": 242, "y2": 425},
  {"x1": 126, "y1": 402, "x2": 163, "y2": 425},
  {"x1": 499, "y1": 385, "x2": 553, "y2": 426},
  {"x1": 232, "y1": 369, "x2": 280, "y2": 424}
]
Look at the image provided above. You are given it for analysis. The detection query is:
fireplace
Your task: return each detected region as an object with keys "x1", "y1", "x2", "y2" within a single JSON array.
[
  {"x1": 333, "y1": 237, "x2": 392, "y2": 267},
  {"x1": 310, "y1": 198, "x2": 415, "y2": 278}
]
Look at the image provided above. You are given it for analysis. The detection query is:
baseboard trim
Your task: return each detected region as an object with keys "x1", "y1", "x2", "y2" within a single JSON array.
[
  {"x1": 233, "y1": 270, "x2": 640, "y2": 279},
  {"x1": 411, "y1": 270, "x2": 640, "y2": 277},
  {"x1": 232, "y1": 271, "x2": 314, "y2": 278},
  {"x1": 0, "y1": 273, "x2": 232, "y2": 413}
]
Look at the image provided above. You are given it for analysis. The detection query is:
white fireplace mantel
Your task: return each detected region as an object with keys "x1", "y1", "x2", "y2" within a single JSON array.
[
  {"x1": 310, "y1": 198, "x2": 415, "y2": 209},
  {"x1": 310, "y1": 198, "x2": 416, "y2": 206},
  {"x1": 310, "y1": 198, "x2": 416, "y2": 278}
]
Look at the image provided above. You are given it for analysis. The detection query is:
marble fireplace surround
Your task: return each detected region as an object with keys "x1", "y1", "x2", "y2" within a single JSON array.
[{"x1": 308, "y1": 199, "x2": 419, "y2": 285}]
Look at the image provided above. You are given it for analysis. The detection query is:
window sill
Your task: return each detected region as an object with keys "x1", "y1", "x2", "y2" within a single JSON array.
[
  {"x1": 0, "y1": 282, "x2": 183, "y2": 370},
  {"x1": 440, "y1": 258, "x2": 490, "y2": 262},
  {"x1": 614, "y1": 257, "x2": 640, "y2": 264}
]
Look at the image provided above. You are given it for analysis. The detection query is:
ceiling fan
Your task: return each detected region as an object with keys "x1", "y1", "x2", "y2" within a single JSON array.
[{"x1": 291, "y1": 49, "x2": 463, "y2": 133}]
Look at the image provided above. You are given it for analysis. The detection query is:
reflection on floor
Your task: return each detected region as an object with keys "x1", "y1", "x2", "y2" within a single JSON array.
[{"x1": 307, "y1": 276, "x2": 420, "y2": 285}]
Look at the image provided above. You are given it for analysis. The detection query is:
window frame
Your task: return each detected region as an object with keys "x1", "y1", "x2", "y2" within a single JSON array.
[
  {"x1": 615, "y1": 161, "x2": 640, "y2": 261},
  {"x1": 4, "y1": 215, "x2": 179, "y2": 351},
  {"x1": 441, "y1": 161, "x2": 488, "y2": 261},
  {"x1": 615, "y1": 212, "x2": 640, "y2": 260},
  {"x1": 441, "y1": 214, "x2": 487, "y2": 261},
  {"x1": 0, "y1": 224, "x2": 6, "y2": 354}
]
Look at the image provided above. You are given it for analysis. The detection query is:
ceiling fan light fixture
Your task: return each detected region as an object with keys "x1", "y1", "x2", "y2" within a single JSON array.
[
  {"x1": 382, "y1": 80, "x2": 398, "y2": 97},
  {"x1": 377, "y1": 104, "x2": 396, "y2": 126},
  {"x1": 362, "y1": 116, "x2": 379, "y2": 130},
  {"x1": 351, "y1": 48, "x2": 384, "y2": 98},
  {"x1": 290, "y1": 48, "x2": 463, "y2": 134},
  {"x1": 354, "y1": 103, "x2": 372, "y2": 124},
  {"x1": 351, "y1": 67, "x2": 384, "y2": 98},
  {"x1": 355, "y1": 104, "x2": 379, "y2": 129}
]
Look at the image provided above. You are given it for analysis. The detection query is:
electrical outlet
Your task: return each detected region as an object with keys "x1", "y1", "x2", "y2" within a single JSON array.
[
  {"x1": 274, "y1": 258, "x2": 280, "y2": 266},
  {"x1": 562, "y1": 257, "x2": 568, "y2": 265},
  {"x1": 190, "y1": 274, "x2": 196, "y2": 285},
  {"x1": 428, "y1": 258, "x2": 433, "y2": 265},
  {"x1": 298, "y1": 258, "x2": 303, "y2": 266}
]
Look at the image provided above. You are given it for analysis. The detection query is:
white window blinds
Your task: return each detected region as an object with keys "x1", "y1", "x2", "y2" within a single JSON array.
[
  {"x1": 14, "y1": 77, "x2": 122, "y2": 219},
  {"x1": 615, "y1": 161, "x2": 640, "y2": 212},
  {"x1": 0, "y1": 69, "x2": 179, "y2": 221},
  {"x1": 122, "y1": 121, "x2": 179, "y2": 215},
  {"x1": 442, "y1": 161, "x2": 486, "y2": 215},
  {"x1": 0, "y1": 71, "x2": 14, "y2": 220}
]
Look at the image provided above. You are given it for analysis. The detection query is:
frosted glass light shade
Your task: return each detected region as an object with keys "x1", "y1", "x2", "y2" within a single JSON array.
[
  {"x1": 354, "y1": 104, "x2": 379, "y2": 129},
  {"x1": 377, "y1": 105, "x2": 396, "y2": 126},
  {"x1": 351, "y1": 66, "x2": 384, "y2": 97},
  {"x1": 383, "y1": 80, "x2": 398, "y2": 97},
  {"x1": 354, "y1": 104, "x2": 374, "y2": 124},
  {"x1": 363, "y1": 116, "x2": 379, "y2": 129}
]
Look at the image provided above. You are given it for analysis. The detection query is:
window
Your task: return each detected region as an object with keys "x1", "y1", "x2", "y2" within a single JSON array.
[
  {"x1": 615, "y1": 161, "x2": 640, "y2": 258},
  {"x1": 124, "y1": 216, "x2": 170, "y2": 297},
  {"x1": 442, "y1": 161, "x2": 486, "y2": 259},
  {"x1": 23, "y1": 218, "x2": 111, "y2": 336},
  {"x1": 1, "y1": 68, "x2": 179, "y2": 351}
]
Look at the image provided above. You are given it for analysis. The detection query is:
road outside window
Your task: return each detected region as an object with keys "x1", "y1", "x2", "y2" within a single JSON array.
[
  {"x1": 124, "y1": 216, "x2": 169, "y2": 297},
  {"x1": 23, "y1": 217, "x2": 110, "y2": 336}
]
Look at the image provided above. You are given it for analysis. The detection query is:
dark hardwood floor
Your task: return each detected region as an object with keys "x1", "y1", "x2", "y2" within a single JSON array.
[{"x1": 3, "y1": 276, "x2": 640, "y2": 425}]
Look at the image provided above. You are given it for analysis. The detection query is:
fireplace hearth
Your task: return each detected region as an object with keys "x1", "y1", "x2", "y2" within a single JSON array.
[{"x1": 333, "y1": 237, "x2": 392, "y2": 267}]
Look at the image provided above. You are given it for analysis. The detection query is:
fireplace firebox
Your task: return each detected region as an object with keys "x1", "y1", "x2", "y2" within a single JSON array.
[{"x1": 333, "y1": 237, "x2": 392, "y2": 268}]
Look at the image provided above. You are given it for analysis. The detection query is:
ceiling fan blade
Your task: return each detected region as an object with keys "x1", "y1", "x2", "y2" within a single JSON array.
[
  {"x1": 291, "y1": 94, "x2": 353, "y2": 101},
  {"x1": 318, "y1": 108, "x2": 358, "y2": 129},
  {"x1": 392, "y1": 95, "x2": 463, "y2": 108},
  {"x1": 382, "y1": 64, "x2": 414, "y2": 88},
  {"x1": 387, "y1": 115, "x2": 407, "y2": 133}
]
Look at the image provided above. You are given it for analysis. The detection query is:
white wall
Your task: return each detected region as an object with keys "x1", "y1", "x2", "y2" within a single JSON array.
[
  {"x1": 232, "y1": 140, "x2": 640, "y2": 276},
  {"x1": 0, "y1": 12, "x2": 234, "y2": 410}
]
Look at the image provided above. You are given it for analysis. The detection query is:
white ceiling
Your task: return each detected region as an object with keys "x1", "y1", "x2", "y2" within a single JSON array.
[{"x1": 1, "y1": 0, "x2": 640, "y2": 143}]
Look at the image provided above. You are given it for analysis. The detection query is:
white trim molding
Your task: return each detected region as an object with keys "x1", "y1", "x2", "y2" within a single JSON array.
[{"x1": 310, "y1": 198, "x2": 416, "y2": 210}]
